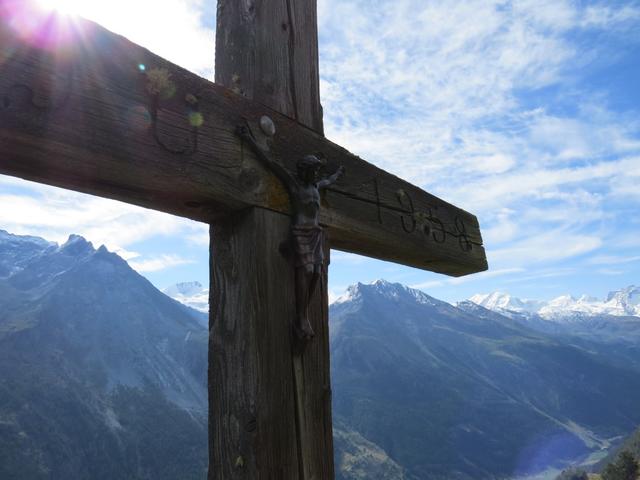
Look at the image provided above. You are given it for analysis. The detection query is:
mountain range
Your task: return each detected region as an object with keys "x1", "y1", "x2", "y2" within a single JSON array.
[
  {"x1": 0, "y1": 230, "x2": 208, "y2": 479},
  {"x1": 470, "y1": 287, "x2": 640, "y2": 320},
  {"x1": 330, "y1": 280, "x2": 640, "y2": 479},
  {"x1": 162, "y1": 278, "x2": 640, "y2": 322},
  {"x1": 1, "y1": 229, "x2": 639, "y2": 479}
]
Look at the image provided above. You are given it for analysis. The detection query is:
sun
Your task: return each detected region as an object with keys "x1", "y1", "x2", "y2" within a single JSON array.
[{"x1": 36, "y1": 0, "x2": 86, "y2": 16}]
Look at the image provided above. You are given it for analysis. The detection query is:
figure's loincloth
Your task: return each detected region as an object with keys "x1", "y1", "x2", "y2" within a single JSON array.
[{"x1": 291, "y1": 225, "x2": 324, "y2": 267}]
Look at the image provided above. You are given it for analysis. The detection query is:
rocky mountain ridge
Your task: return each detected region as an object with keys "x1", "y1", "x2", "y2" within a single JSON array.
[{"x1": 0, "y1": 230, "x2": 209, "y2": 479}]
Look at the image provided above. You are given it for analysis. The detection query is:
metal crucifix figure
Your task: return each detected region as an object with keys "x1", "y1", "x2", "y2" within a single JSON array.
[{"x1": 236, "y1": 125, "x2": 344, "y2": 341}]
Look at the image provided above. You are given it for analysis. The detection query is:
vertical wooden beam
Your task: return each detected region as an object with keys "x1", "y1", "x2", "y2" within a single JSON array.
[
  {"x1": 215, "y1": 0, "x2": 323, "y2": 133},
  {"x1": 209, "y1": 0, "x2": 333, "y2": 478},
  {"x1": 209, "y1": 211, "x2": 300, "y2": 478},
  {"x1": 291, "y1": 239, "x2": 334, "y2": 479}
]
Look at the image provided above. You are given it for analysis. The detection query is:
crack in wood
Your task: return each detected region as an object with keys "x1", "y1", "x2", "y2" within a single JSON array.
[{"x1": 285, "y1": 0, "x2": 300, "y2": 124}]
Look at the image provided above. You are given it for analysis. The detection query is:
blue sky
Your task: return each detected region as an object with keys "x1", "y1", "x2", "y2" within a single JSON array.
[{"x1": 1, "y1": 0, "x2": 639, "y2": 303}]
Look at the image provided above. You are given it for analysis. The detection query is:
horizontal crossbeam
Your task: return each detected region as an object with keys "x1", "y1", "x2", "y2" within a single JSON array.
[{"x1": 0, "y1": 15, "x2": 486, "y2": 276}]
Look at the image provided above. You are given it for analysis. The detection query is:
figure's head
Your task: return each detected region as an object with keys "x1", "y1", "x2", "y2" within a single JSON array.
[{"x1": 297, "y1": 154, "x2": 325, "y2": 183}]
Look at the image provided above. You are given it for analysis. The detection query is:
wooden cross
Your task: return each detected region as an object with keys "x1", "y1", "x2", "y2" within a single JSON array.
[{"x1": 0, "y1": 1, "x2": 487, "y2": 478}]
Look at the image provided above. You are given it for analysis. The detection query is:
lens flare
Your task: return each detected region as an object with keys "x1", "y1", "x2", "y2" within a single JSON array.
[
  {"x1": 514, "y1": 431, "x2": 588, "y2": 477},
  {"x1": 127, "y1": 105, "x2": 152, "y2": 132},
  {"x1": 189, "y1": 112, "x2": 204, "y2": 128},
  {"x1": 36, "y1": 0, "x2": 84, "y2": 16},
  {"x1": 1, "y1": 1, "x2": 88, "y2": 52}
]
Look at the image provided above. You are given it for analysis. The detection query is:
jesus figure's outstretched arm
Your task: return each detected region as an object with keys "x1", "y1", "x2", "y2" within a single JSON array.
[
  {"x1": 235, "y1": 125, "x2": 296, "y2": 190},
  {"x1": 317, "y1": 165, "x2": 345, "y2": 189}
]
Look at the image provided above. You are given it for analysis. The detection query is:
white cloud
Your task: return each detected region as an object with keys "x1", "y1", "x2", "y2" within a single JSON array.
[
  {"x1": 588, "y1": 255, "x2": 640, "y2": 266},
  {"x1": 409, "y1": 279, "x2": 445, "y2": 290},
  {"x1": 488, "y1": 230, "x2": 602, "y2": 266},
  {"x1": 502, "y1": 267, "x2": 577, "y2": 284},
  {"x1": 186, "y1": 227, "x2": 210, "y2": 247},
  {"x1": 0, "y1": 178, "x2": 205, "y2": 255},
  {"x1": 113, "y1": 248, "x2": 141, "y2": 261},
  {"x1": 129, "y1": 254, "x2": 194, "y2": 273},
  {"x1": 446, "y1": 155, "x2": 640, "y2": 212},
  {"x1": 449, "y1": 267, "x2": 526, "y2": 285},
  {"x1": 317, "y1": 0, "x2": 640, "y2": 281},
  {"x1": 411, "y1": 267, "x2": 525, "y2": 291},
  {"x1": 597, "y1": 268, "x2": 625, "y2": 276},
  {"x1": 65, "y1": 0, "x2": 215, "y2": 79},
  {"x1": 580, "y1": 4, "x2": 640, "y2": 28},
  {"x1": 481, "y1": 208, "x2": 519, "y2": 246}
]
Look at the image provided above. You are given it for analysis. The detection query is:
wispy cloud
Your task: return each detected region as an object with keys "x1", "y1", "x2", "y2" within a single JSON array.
[
  {"x1": 588, "y1": 254, "x2": 640, "y2": 266},
  {"x1": 502, "y1": 267, "x2": 578, "y2": 284},
  {"x1": 129, "y1": 254, "x2": 195, "y2": 273},
  {"x1": 2, "y1": 0, "x2": 639, "y2": 300},
  {"x1": 318, "y1": 0, "x2": 640, "y2": 280},
  {"x1": 597, "y1": 268, "x2": 625, "y2": 276},
  {"x1": 0, "y1": 180, "x2": 205, "y2": 256},
  {"x1": 411, "y1": 267, "x2": 525, "y2": 290},
  {"x1": 489, "y1": 230, "x2": 602, "y2": 265}
]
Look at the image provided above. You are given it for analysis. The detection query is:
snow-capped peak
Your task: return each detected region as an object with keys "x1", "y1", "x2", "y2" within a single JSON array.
[
  {"x1": 332, "y1": 286, "x2": 358, "y2": 305},
  {"x1": 469, "y1": 286, "x2": 640, "y2": 321},
  {"x1": 545, "y1": 295, "x2": 576, "y2": 308},
  {"x1": 469, "y1": 292, "x2": 542, "y2": 314},
  {"x1": 0, "y1": 229, "x2": 55, "y2": 248},
  {"x1": 605, "y1": 285, "x2": 640, "y2": 315},
  {"x1": 330, "y1": 279, "x2": 443, "y2": 308},
  {"x1": 606, "y1": 286, "x2": 639, "y2": 303},
  {"x1": 0, "y1": 230, "x2": 57, "y2": 279},
  {"x1": 578, "y1": 294, "x2": 598, "y2": 303}
]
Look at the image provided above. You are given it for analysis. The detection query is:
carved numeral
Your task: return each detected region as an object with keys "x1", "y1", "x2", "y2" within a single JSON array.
[
  {"x1": 455, "y1": 216, "x2": 472, "y2": 252},
  {"x1": 396, "y1": 189, "x2": 416, "y2": 233},
  {"x1": 419, "y1": 208, "x2": 433, "y2": 237},
  {"x1": 361, "y1": 178, "x2": 383, "y2": 224},
  {"x1": 366, "y1": 184, "x2": 470, "y2": 252},
  {"x1": 429, "y1": 214, "x2": 446, "y2": 243}
]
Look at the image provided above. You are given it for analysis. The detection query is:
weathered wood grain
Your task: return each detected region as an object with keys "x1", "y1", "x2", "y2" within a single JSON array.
[
  {"x1": 209, "y1": 209, "x2": 301, "y2": 479},
  {"x1": 212, "y1": 2, "x2": 334, "y2": 478},
  {"x1": 0, "y1": 14, "x2": 487, "y2": 275},
  {"x1": 209, "y1": 209, "x2": 334, "y2": 479},
  {"x1": 291, "y1": 238, "x2": 334, "y2": 480},
  {"x1": 215, "y1": 0, "x2": 323, "y2": 133}
]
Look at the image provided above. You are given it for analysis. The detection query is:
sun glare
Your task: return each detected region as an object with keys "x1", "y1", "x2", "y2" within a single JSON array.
[{"x1": 36, "y1": 0, "x2": 85, "y2": 15}]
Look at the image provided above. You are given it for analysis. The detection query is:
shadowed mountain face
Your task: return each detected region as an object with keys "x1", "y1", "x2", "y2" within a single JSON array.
[
  {"x1": 330, "y1": 281, "x2": 640, "y2": 480},
  {"x1": 0, "y1": 231, "x2": 208, "y2": 480},
  {"x1": 2, "y1": 230, "x2": 640, "y2": 480}
]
